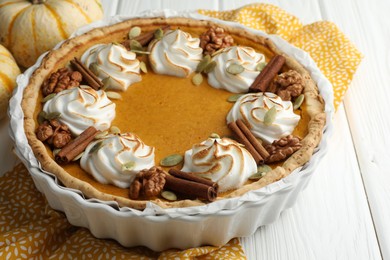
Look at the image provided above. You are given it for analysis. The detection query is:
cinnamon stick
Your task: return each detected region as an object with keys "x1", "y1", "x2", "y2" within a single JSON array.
[
  {"x1": 164, "y1": 175, "x2": 217, "y2": 202},
  {"x1": 70, "y1": 58, "x2": 103, "y2": 90},
  {"x1": 122, "y1": 25, "x2": 171, "y2": 49},
  {"x1": 249, "y1": 55, "x2": 286, "y2": 93},
  {"x1": 168, "y1": 168, "x2": 219, "y2": 192},
  {"x1": 228, "y1": 121, "x2": 264, "y2": 164},
  {"x1": 236, "y1": 119, "x2": 270, "y2": 159},
  {"x1": 55, "y1": 126, "x2": 100, "y2": 164}
]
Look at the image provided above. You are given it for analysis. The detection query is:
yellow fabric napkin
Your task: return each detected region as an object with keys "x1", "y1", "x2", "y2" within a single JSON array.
[
  {"x1": 0, "y1": 164, "x2": 246, "y2": 259},
  {"x1": 199, "y1": 3, "x2": 363, "y2": 110},
  {"x1": 0, "y1": 3, "x2": 362, "y2": 259}
]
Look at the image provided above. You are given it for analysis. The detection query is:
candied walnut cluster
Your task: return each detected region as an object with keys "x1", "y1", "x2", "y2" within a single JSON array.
[
  {"x1": 265, "y1": 135, "x2": 302, "y2": 163},
  {"x1": 129, "y1": 166, "x2": 166, "y2": 199},
  {"x1": 269, "y1": 70, "x2": 304, "y2": 101},
  {"x1": 36, "y1": 119, "x2": 72, "y2": 148},
  {"x1": 42, "y1": 68, "x2": 82, "y2": 97},
  {"x1": 199, "y1": 26, "x2": 234, "y2": 55}
]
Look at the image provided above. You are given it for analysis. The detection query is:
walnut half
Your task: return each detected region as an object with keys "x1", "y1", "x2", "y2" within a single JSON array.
[
  {"x1": 42, "y1": 68, "x2": 82, "y2": 97},
  {"x1": 36, "y1": 119, "x2": 72, "y2": 148},
  {"x1": 129, "y1": 166, "x2": 166, "y2": 199},
  {"x1": 268, "y1": 70, "x2": 304, "y2": 101},
  {"x1": 265, "y1": 135, "x2": 302, "y2": 163},
  {"x1": 199, "y1": 26, "x2": 234, "y2": 55}
]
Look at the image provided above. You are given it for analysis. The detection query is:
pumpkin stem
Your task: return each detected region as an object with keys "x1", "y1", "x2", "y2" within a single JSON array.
[{"x1": 31, "y1": 0, "x2": 47, "y2": 4}]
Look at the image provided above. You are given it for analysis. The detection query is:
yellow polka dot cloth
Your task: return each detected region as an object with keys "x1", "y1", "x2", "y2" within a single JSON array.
[
  {"x1": 0, "y1": 164, "x2": 246, "y2": 259},
  {"x1": 200, "y1": 3, "x2": 363, "y2": 109},
  {"x1": 0, "y1": 4, "x2": 362, "y2": 259}
]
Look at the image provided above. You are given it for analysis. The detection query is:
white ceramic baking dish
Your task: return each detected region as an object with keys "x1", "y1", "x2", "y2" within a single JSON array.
[{"x1": 9, "y1": 10, "x2": 334, "y2": 251}]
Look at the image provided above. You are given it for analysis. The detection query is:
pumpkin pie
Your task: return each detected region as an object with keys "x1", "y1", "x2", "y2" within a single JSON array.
[{"x1": 22, "y1": 17, "x2": 326, "y2": 210}]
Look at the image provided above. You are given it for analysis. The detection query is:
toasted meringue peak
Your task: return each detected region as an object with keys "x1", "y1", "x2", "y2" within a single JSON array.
[
  {"x1": 148, "y1": 29, "x2": 203, "y2": 78},
  {"x1": 207, "y1": 46, "x2": 266, "y2": 93},
  {"x1": 80, "y1": 133, "x2": 155, "y2": 189},
  {"x1": 81, "y1": 43, "x2": 141, "y2": 91},
  {"x1": 181, "y1": 137, "x2": 257, "y2": 192},
  {"x1": 227, "y1": 92, "x2": 300, "y2": 144},
  {"x1": 43, "y1": 85, "x2": 115, "y2": 136}
]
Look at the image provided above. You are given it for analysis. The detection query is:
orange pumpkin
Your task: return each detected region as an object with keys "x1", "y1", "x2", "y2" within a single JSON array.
[
  {"x1": 0, "y1": 0, "x2": 103, "y2": 68},
  {"x1": 0, "y1": 44, "x2": 20, "y2": 119}
]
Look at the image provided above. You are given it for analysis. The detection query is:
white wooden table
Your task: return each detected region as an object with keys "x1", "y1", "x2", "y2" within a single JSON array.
[{"x1": 1, "y1": 0, "x2": 388, "y2": 259}]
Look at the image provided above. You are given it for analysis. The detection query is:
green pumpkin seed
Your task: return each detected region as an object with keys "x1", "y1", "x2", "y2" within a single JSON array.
[
  {"x1": 154, "y1": 28, "x2": 164, "y2": 40},
  {"x1": 89, "y1": 62, "x2": 101, "y2": 76},
  {"x1": 211, "y1": 48, "x2": 224, "y2": 57},
  {"x1": 227, "y1": 94, "x2": 243, "y2": 103},
  {"x1": 140, "y1": 61, "x2": 148, "y2": 73},
  {"x1": 264, "y1": 106, "x2": 277, "y2": 126},
  {"x1": 161, "y1": 191, "x2": 177, "y2": 201},
  {"x1": 72, "y1": 152, "x2": 84, "y2": 161},
  {"x1": 201, "y1": 175, "x2": 213, "y2": 181},
  {"x1": 41, "y1": 93, "x2": 56, "y2": 103},
  {"x1": 52, "y1": 149, "x2": 61, "y2": 157},
  {"x1": 195, "y1": 55, "x2": 211, "y2": 73},
  {"x1": 122, "y1": 161, "x2": 136, "y2": 171},
  {"x1": 255, "y1": 62, "x2": 266, "y2": 72},
  {"x1": 257, "y1": 164, "x2": 272, "y2": 173},
  {"x1": 94, "y1": 130, "x2": 108, "y2": 139},
  {"x1": 130, "y1": 39, "x2": 143, "y2": 51},
  {"x1": 89, "y1": 141, "x2": 104, "y2": 154},
  {"x1": 160, "y1": 154, "x2": 183, "y2": 167},
  {"x1": 110, "y1": 126, "x2": 121, "y2": 134},
  {"x1": 192, "y1": 73, "x2": 203, "y2": 86},
  {"x1": 38, "y1": 111, "x2": 47, "y2": 124},
  {"x1": 209, "y1": 133, "x2": 220, "y2": 139},
  {"x1": 129, "y1": 26, "x2": 141, "y2": 39},
  {"x1": 45, "y1": 112, "x2": 61, "y2": 120},
  {"x1": 131, "y1": 50, "x2": 151, "y2": 55},
  {"x1": 203, "y1": 61, "x2": 217, "y2": 73},
  {"x1": 226, "y1": 63, "x2": 245, "y2": 75},
  {"x1": 102, "y1": 77, "x2": 114, "y2": 91},
  {"x1": 249, "y1": 172, "x2": 266, "y2": 180},
  {"x1": 293, "y1": 94, "x2": 305, "y2": 110},
  {"x1": 106, "y1": 91, "x2": 122, "y2": 100}
]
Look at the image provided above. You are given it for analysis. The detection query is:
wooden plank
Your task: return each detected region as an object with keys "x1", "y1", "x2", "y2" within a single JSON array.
[
  {"x1": 0, "y1": 121, "x2": 19, "y2": 176},
  {"x1": 241, "y1": 106, "x2": 381, "y2": 259},
  {"x1": 317, "y1": 0, "x2": 390, "y2": 258},
  {"x1": 114, "y1": 0, "x2": 219, "y2": 15},
  {"x1": 101, "y1": 0, "x2": 119, "y2": 17}
]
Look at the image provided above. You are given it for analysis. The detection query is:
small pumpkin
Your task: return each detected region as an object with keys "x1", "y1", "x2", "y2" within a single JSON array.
[
  {"x1": 0, "y1": 44, "x2": 20, "y2": 120},
  {"x1": 0, "y1": 0, "x2": 103, "y2": 68}
]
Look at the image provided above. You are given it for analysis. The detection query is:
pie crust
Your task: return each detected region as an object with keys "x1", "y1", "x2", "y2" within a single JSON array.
[{"x1": 22, "y1": 17, "x2": 326, "y2": 210}]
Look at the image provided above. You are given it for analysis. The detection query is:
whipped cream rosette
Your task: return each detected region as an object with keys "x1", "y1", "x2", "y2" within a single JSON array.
[
  {"x1": 181, "y1": 137, "x2": 257, "y2": 192},
  {"x1": 43, "y1": 85, "x2": 115, "y2": 136},
  {"x1": 81, "y1": 43, "x2": 141, "y2": 91},
  {"x1": 80, "y1": 133, "x2": 155, "y2": 189},
  {"x1": 227, "y1": 92, "x2": 300, "y2": 144},
  {"x1": 207, "y1": 46, "x2": 266, "y2": 93},
  {"x1": 148, "y1": 29, "x2": 203, "y2": 78}
]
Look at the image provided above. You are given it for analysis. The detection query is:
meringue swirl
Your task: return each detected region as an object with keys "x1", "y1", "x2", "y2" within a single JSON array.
[
  {"x1": 81, "y1": 43, "x2": 141, "y2": 91},
  {"x1": 43, "y1": 85, "x2": 115, "y2": 136},
  {"x1": 148, "y1": 29, "x2": 203, "y2": 78},
  {"x1": 207, "y1": 46, "x2": 266, "y2": 93},
  {"x1": 80, "y1": 133, "x2": 155, "y2": 189},
  {"x1": 227, "y1": 92, "x2": 300, "y2": 144},
  {"x1": 181, "y1": 137, "x2": 257, "y2": 192}
]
